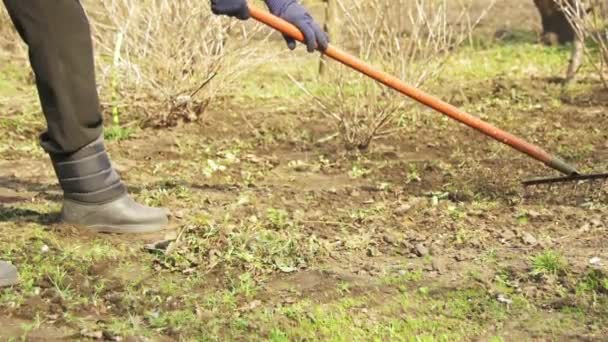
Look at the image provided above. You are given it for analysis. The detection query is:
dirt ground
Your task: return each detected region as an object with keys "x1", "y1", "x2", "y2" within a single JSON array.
[{"x1": 1, "y1": 1, "x2": 608, "y2": 341}]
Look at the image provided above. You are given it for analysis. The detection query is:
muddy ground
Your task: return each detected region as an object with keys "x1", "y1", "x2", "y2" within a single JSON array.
[{"x1": 1, "y1": 0, "x2": 608, "y2": 341}]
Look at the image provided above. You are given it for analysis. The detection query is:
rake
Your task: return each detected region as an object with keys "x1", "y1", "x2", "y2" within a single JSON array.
[{"x1": 247, "y1": 4, "x2": 608, "y2": 189}]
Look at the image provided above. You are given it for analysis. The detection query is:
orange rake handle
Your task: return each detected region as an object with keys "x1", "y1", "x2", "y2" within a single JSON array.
[{"x1": 248, "y1": 4, "x2": 578, "y2": 176}]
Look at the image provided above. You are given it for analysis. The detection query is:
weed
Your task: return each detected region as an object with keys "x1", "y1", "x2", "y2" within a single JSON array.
[
  {"x1": 531, "y1": 250, "x2": 568, "y2": 277},
  {"x1": 348, "y1": 163, "x2": 369, "y2": 179},
  {"x1": 104, "y1": 125, "x2": 135, "y2": 141},
  {"x1": 266, "y1": 208, "x2": 290, "y2": 230},
  {"x1": 577, "y1": 269, "x2": 608, "y2": 295},
  {"x1": 405, "y1": 164, "x2": 422, "y2": 184}
]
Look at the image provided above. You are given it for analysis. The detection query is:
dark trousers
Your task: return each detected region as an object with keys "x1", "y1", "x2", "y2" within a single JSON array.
[{"x1": 3, "y1": 0, "x2": 103, "y2": 154}]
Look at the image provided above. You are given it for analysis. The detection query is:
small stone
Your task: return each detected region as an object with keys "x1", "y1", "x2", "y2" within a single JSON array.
[
  {"x1": 367, "y1": 247, "x2": 380, "y2": 257},
  {"x1": 589, "y1": 257, "x2": 602, "y2": 266},
  {"x1": 522, "y1": 232, "x2": 537, "y2": 245},
  {"x1": 382, "y1": 234, "x2": 398, "y2": 246},
  {"x1": 414, "y1": 243, "x2": 429, "y2": 257},
  {"x1": 171, "y1": 210, "x2": 186, "y2": 219},
  {"x1": 497, "y1": 294, "x2": 513, "y2": 305},
  {"x1": 290, "y1": 160, "x2": 311, "y2": 172},
  {"x1": 430, "y1": 196, "x2": 439, "y2": 207},
  {"x1": 394, "y1": 204, "x2": 413, "y2": 215},
  {"x1": 579, "y1": 223, "x2": 591, "y2": 233},
  {"x1": 590, "y1": 218, "x2": 603, "y2": 227},
  {"x1": 41, "y1": 244, "x2": 50, "y2": 253}
]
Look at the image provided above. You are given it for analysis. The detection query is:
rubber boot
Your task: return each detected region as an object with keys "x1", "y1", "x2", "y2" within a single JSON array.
[
  {"x1": 0, "y1": 261, "x2": 19, "y2": 287},
  {"x1": 43, "y1": 135, "x2": 168, "y2": 234}
]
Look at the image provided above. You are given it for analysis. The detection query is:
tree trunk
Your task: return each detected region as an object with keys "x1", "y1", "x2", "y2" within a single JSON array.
[
  {"x1": 565, "y1": 33, "x2": 584, "y2": 84},
  {"x1": 533, "y1": 0, "x2": 576, "y2": 44}
]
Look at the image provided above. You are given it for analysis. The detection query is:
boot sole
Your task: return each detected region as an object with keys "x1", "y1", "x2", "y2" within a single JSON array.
[
  {"x1": 0, "y1": 277, "x2": 19, "y2": 287},
  {"x1": 79, "y1": 222, "x2": 166, "y2": 234}
]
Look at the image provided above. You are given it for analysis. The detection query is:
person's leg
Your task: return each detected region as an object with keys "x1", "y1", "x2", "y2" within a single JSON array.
[
  {"x1": 2, "y1": 0, "x2": 168, "y2": 233},
  {"x1": 3, "y1": 0, "x2": 102, "y2": 152}
]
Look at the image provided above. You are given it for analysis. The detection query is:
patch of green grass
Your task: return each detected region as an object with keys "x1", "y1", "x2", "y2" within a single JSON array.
[
  {"x1": 382, "y1": 270, "x2": 424, "y2": 289},
  {"x1": 104, "y1": 125, "x2": 136, "y2": 141},
  {"x1": 439, "y1": 42, "x2": 574, "y2": 83},
  {"x1": 577, "y1": 269, "x2": 608, "y2": 295},
  {"x1": 256, "y1": 287, "x2": 510, "y2": 341},
  {"x1": 266, "y1": 208, "x2": 291, "y2": 230},
  {"x1": 531, "y1": 250, "x2": 568, "y2": 277},
  {"x1": 105, "y1": 315, "x2": 148, "y2": 338},
  {"x1": 148, "y1": 309, "x2": 200, "y2": 333}
]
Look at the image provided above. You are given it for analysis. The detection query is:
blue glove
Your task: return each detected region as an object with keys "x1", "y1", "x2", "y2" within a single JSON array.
[
  {"x1": 210, "y1": 0, "x2": 250, "y2": 20},
  {"x1": 265, "y1": 0, "x2": 329, "y2": 53}
]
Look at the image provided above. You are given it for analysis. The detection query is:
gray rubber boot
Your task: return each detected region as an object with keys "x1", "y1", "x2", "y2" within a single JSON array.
[
  {"x1": 43, "y1": 135, "x2": 168, "y2": 234},
  {"x1": 0, "y1": 261, "x2": 19, "y2": 287},
  {"x1": 61, "y1": 195, "x2": 169, "y2": 234}
]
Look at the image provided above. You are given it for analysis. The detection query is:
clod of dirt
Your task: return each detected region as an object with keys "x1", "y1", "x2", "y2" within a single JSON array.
[
  {"x1": 123, "y1": 337, "x2": 146, "y2": 342},
  {"x1": 414, "y1": 243, "x2": 429, "y2": 257},
  {"x1": 145, "y1": 239, "x2": 173, "y2": 252},
  {"x1": 432, "y1": 257, "x2": 448, "y2": 274},
  {"x1": 522, "y1": 232, "x2": 538, "y2": 246},
  {"x1": 103, "y1": 331, "x2": 123, "y2": 341},
  {"x1": 382, "y1": 233, "x2": 400, "y2": 246},
  {"x1": 367, "y1": 247, "x2": 381, "y2": 257},
  {"x1": 288, "y1": 160, "x2": 312, "y2": 172},
  {"x1": 500, "y1": 230, "x2": 516, "y2": 242},
  {"x1": 428, "y1": 243, "x2": 443, "y2": 256},
  {"x1": 455, "y1": 251, "x2": 473, "y2": 262},
  {"x1": 80, "y1": 329, "x2": 103, "y2": 340},
  {"x1": 238, "y1": 300, "x2": 262, "y2": 312},
  {"x1": 579, "y1": 223, "x2": 591, "y2": 233}
]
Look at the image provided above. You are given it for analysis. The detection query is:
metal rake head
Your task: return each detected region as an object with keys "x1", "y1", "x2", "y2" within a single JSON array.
[{"x1": 522, "y1": 172, "x2": 608, "y2": 205}]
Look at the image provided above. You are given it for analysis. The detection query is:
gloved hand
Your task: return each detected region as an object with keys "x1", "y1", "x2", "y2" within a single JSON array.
[
  {"x1": 210, "y1": 0, "x2": 250, "y2": 20},
  {"x1": 265, "y1": 0, "x2": 329, "y2": 53}
]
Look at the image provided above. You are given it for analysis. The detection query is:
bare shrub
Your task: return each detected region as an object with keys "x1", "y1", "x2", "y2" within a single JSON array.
[
  {"x1": 558, "y1": 0, "x2": 608, "y2": 88},
  {"x1": 84, "y1": 0, "x2": 267, "y2": 127},
  {"x1": 293, "y1": 0, "x2": 494, "y2": 150}
]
